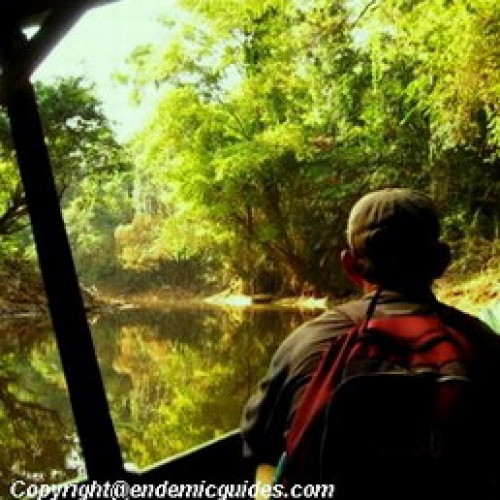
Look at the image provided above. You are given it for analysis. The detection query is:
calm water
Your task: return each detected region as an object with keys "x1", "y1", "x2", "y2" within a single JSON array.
[{"x1": 0, "y1": 304, "x2": 320, "y2": 495}]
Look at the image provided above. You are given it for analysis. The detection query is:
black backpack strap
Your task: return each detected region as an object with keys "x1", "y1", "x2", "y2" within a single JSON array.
[{"x1": 335, "y1": 288, "x2": 383, "y2": 326}]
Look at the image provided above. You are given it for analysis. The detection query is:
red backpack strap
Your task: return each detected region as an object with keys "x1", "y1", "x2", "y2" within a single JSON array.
[
  {"x1": 284, "y1": 322, "x2": 360, "y2": 457},
  {"x1": 285, "y1": 294, "x2": 379, "y2": 461}
]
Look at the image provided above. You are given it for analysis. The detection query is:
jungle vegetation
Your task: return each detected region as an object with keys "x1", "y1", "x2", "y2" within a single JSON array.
[
  {"x1": 0, "y1": 0, "x2": 498, "y2": 488},
  {"x1": 1, "y1": 0, "x2": 499, "y2": 299}
]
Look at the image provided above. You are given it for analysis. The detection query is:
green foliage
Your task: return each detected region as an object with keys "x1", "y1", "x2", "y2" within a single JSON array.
[
  {"x1": 0, "y1": 76, "x2": 133, "y2": 283},
  {"x1": 377, "y1": 0, "x2": 499, "y2": 152},
  {"x1": 65, "y1": 171, "x2": 134, "y2": 282},
  {"x1": 119, "y1": 0, "x2": 499, "y2": 295}
]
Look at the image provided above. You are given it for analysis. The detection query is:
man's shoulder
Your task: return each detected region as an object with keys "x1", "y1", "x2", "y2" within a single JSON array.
[
  {"x1": 273, "y1": 304, "x2": 359, "y2": 373},
  {"x1": 291, "y1": 301, "x2": 362, "y2": 340}
]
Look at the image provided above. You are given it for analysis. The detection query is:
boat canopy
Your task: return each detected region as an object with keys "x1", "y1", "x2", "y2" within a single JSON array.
[{"x1": 0, "y1": 1, "x2": 118, "y2": 105}]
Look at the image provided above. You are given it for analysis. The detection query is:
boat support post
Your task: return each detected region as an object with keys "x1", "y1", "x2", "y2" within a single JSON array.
[{"x1": 1, "y1": 38, "x2": 124, "y2": 481}]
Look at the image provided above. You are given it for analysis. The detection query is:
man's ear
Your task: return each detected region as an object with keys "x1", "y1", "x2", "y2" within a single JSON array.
[{"x1": 340, "y1": 249, "x2": 365, "y2": 288}]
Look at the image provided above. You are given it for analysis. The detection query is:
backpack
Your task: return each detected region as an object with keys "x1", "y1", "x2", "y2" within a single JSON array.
[{"x1": 275, "y1": 300, "x2": 499, "y2": 499}]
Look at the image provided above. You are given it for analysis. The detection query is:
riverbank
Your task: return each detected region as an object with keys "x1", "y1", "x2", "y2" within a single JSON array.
[
  {"x1": 1, "y1": 264, "x2": 499, "y2": 322},
  {"x1": 203, "y1": 263, "x2": 500, "y2": 315},
  {"x1": 0, "y1": 280, "x2": 105, "y2": 318}
]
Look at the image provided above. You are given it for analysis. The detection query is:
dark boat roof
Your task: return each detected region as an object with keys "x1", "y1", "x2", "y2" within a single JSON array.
[
  {"x1": 3, "y1": 0, "x2": 118, "y2": 28},
  {"x1": 0, "y1": 0, "x2": 119, "y2": 105}
]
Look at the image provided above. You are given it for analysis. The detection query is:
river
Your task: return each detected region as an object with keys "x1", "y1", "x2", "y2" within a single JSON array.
[{"x1": 0, "y1": 304, "x2": 320, "y2": 495}]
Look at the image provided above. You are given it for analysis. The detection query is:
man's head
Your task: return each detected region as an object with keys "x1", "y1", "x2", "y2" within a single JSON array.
[{"x1": 342, "y1": 188, "x2": 451, "y2": 291}]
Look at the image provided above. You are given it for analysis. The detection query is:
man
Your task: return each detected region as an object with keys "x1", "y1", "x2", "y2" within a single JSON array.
[{"x1": 240, "y1": 188, "x2": 500, "y2": 497}]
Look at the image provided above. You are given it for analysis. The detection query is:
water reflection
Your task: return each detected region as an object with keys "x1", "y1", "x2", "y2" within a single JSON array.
[
  {"x1": 0, "y1": 318, "x2": 80, "y2": 497},
  {"x1": 91, "y1": 305, "x2": 318, "y2": 470},
  {"x1": 0, "y1": 305, "x2": 320, "y2": 490}
]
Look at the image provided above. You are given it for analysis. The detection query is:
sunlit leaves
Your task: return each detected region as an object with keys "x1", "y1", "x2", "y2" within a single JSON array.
[
  {"x1": 122, "y1": 0, "x2": 499, "y2": 293},
  {"x1": 375, "y1": 0, "x2": 500, "y2": 152},
  {"x1": 0, "y1": 77, "x2": 133, "y2": 283},
  {"x1": 0, "y1": 77, "x2": 128, "y2": 238}
]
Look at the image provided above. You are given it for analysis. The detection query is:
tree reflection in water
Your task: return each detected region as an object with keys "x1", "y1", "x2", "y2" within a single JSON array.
[
  {"x1": 0, "y1": 319, "x2": 80, "y2": 497},
  {"x1": 0, "y1": 305, "x2": 320, "y2": 488}
]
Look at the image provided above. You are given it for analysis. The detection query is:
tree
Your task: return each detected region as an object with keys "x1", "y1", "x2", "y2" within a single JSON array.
[
  {"x1": 0, "y1": 77, "x2": 128, "y2": 241},
  {"x1": 122, "y1": 0, "x2": 499, "y2": 295},
  {"x1": 367, "y1": 0, "x2": 500, "y2": 234},
  {"x1": 124, "y1": 1, "x2": 364, "y2": 294},
  {"x1": 0, "y1": 77, "x2": 132, "y2": 281}
]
